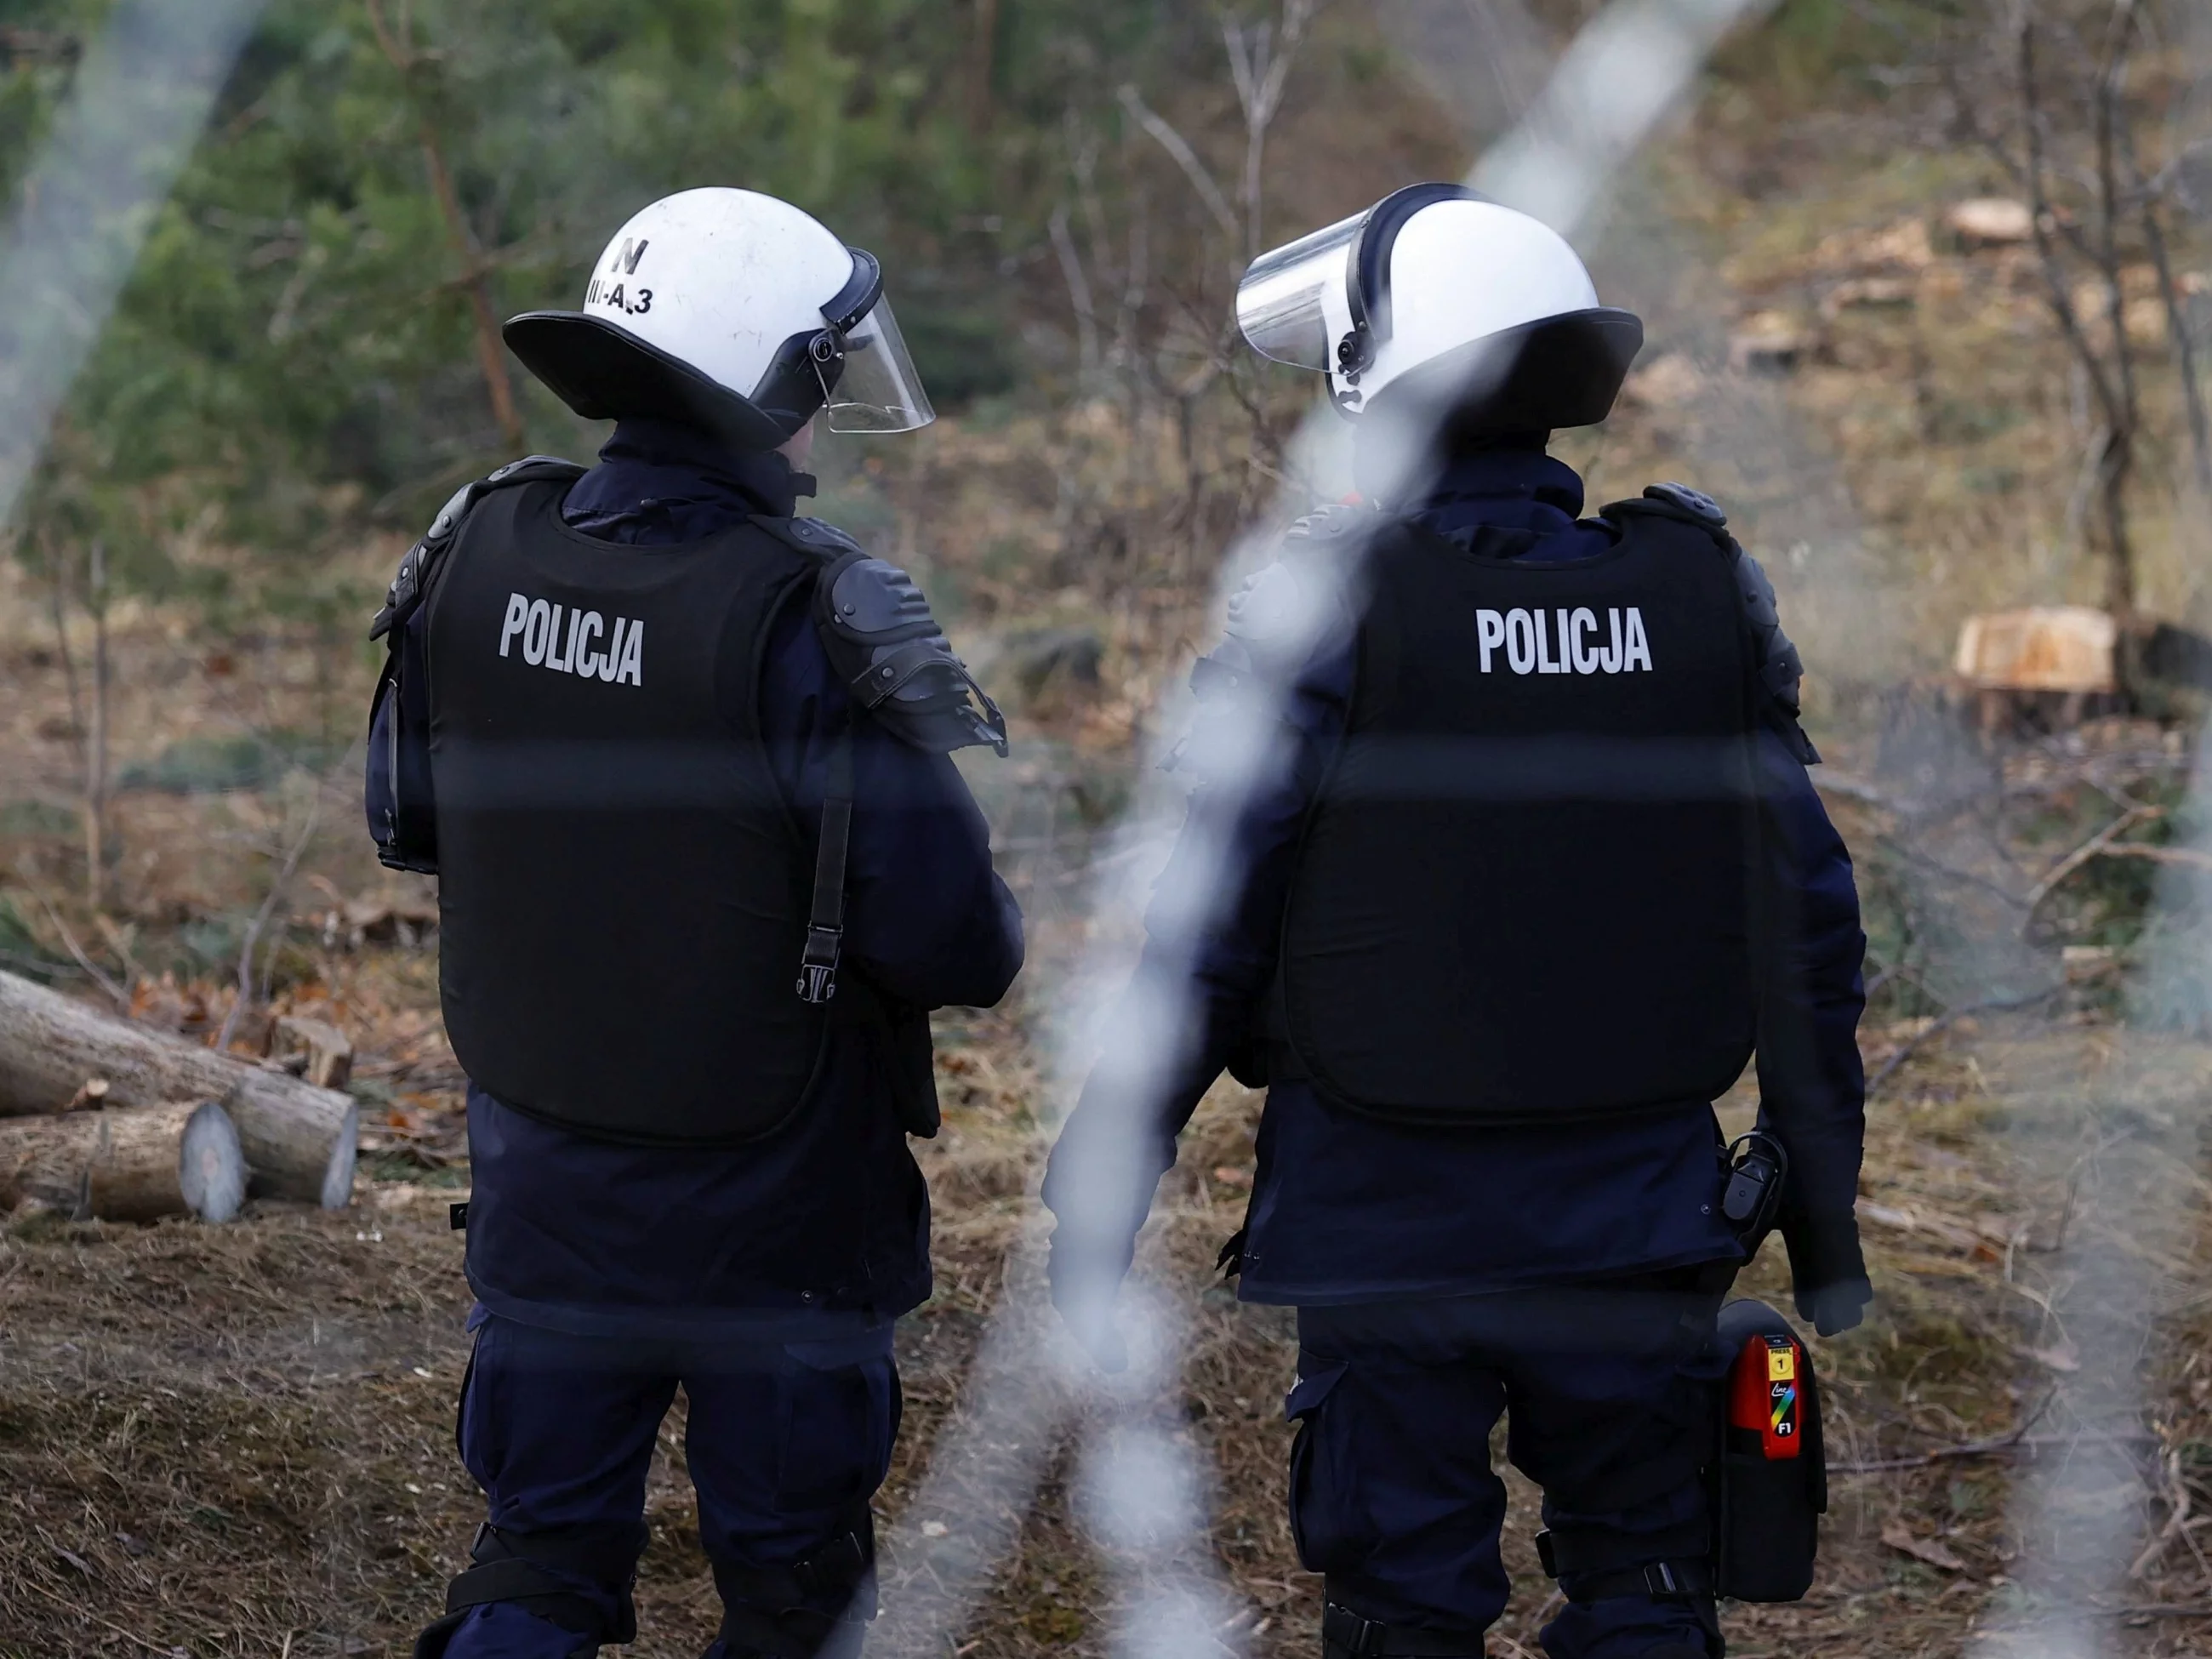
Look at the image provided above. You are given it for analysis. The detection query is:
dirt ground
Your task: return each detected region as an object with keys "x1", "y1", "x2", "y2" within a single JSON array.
[
  {"x1": 5, "y1": 577, "x2": 2212, "y2": 1659},
  {"x1": 9, "y1": 955, "x2": 2212, "y2": 1659}
]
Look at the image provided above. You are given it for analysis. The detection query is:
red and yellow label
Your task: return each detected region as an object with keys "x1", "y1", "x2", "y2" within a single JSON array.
[{"x1": 1730, "y1": 1332, "x2": 1805, "y2": 1461}]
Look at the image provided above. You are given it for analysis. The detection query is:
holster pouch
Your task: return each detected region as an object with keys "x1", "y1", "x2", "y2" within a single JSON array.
[{"x1": 1711, "y1": 1298, "x2": 1826, "y2": 1601}]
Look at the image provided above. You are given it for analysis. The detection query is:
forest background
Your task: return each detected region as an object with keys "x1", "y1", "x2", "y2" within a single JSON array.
[{"x1": 3, "y1": 2, "x2": 2212, "y2": 1656}]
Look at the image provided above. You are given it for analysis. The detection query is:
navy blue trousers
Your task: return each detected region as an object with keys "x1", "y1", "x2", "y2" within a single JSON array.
[
  {"x1": 1291, "y1": 1274, "x2": 1730, "y2": 1659},
  {"x1": 439, "y1": 1311, "x2": 900, "y2": 1659}
]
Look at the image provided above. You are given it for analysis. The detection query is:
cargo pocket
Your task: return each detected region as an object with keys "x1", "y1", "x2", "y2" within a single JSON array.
[
  {"x1": 453, "y1": 1331, "x2": 481, "y2": 1468},
  {"x1": 774, "y1": 1352, "x2": 899, "y2": 1517},
  {"x1": 453, "y1": 1308, "x2": 506, "y2": 1488},
  {"x1": 1285, "y1": 1361, "x2": 1371, "y2": 1575}
]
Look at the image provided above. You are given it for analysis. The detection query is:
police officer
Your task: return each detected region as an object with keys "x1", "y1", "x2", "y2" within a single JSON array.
[
  {"x1": 1042, "y1": 185, "x2": 1868, "y2": 1659},
  {"x1": 365, "y1": 188, "x2": 1023, "y2": 1659}
]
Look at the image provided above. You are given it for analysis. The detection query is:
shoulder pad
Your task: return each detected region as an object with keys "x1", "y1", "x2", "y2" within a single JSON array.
[
  {"x1": 369, "y1": 456, "x2": 584, "y2": 641},
  {"x1": 1735, "y1": 547, "x2": 1818, "y2": 761},
  {"x1": 1601, "y1": 485, "x2": 1817, "y2": 759},
  {"x1": 752, "y1": 514, "x2": 865, "y2": 558},
  {"x1": 1284, "y1": 501, "x2": 1377, "y2": 544},
  {"x1": 484, "y1": 453, "x2": 586, "y2": 488},
  {"x1": 1600, "y1": 482, "x2": 1729, "y2": 539},
  {"x1": 1225, "y1": 562, "x2": 1308, "y2": 652},
  {"x1": 1642, "y1": 481, "x2": 1726, "y2": 526},
  {"x1": 812, "y1": 550, "x2": 1007, "y2": 756},
  {"x1": 1736, "y1": 547, "x2": 1804, "y2": 706},
  {"x1": 1188, "y1": 520, "x2": 1365, "y2": 705}
]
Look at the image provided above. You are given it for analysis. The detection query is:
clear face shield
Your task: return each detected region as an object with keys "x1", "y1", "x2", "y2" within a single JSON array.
[
  {"x1": 823, "y1": 297, "x2": 934, "y2": 432},
  {"x1": 1234, "y1": 208, "x2": 1369, "y2": 372}
]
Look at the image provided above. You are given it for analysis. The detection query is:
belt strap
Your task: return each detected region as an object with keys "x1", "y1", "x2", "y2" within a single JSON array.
[
  {"x1": 713, "y1": 1527, "x2": 873, "y2": 1613},
  {"x1": 1321, "y1": 1602, "x2": 1485, "y2": 1657},
  {"x1": 716, "y1": 1602, "x2": 859, "y2": 1659},
  {"x1": 714, "y1": 1524, "x2": 875, "y2": 1659},
  {"x1": 1561, "y1": 1558, "x2": 1714, "y2": 1602},
  {"x1": 1536, "y1": 1525, "x2": 1713, "y2": 1603},
  {"x1": 442, "y1": 1521, "x2": 641, "y2": 1641},
  {"x1": 797, "y1": 733, "x2": 854, "y2": 1005}
]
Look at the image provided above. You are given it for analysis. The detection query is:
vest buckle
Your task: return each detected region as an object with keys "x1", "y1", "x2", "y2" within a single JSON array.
[{"x1": 797, "y1": 924, "x2": 843, "y2": 1004}]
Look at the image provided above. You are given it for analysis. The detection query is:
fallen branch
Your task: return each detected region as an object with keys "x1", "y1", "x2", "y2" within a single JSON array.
[
  {"x1": 19, "y1": 878, "x2": 128, "y2": 1009},
  {"x1": 1834, "y1": 1424, "x2": 2154, "y2": 1474},
  {"x1": 2026, "y1": 802, "x2": 2167, "y2": 909},
  {"x1": 1867, "y1": 986, "x2": 2065, "y2": 1095},
  {"x1": 1833, "y1": 1389, "x2": 2052, "y2": 1474},
  {"x1": 2079, "y1": 843, "x2": 2212, "y2": 873},
  {"x1": 1987, "y1": 1601, "x2": 2212, "y2": 1624},
  {"x1": 2130, "y1": 1448, "x2": 2193, "y2": 1581}
]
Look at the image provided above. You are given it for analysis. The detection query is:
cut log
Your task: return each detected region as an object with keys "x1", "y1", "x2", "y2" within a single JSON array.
[
  {"x1": 1729, "y1": 314, "x2": 1810, "y2": 376},
  {"x1": 0, "y1": 969, "x2": 356, "y2": 1208},
  {"x1": 1945, "y1": 197, "x2": 2033, "y2": 248},
  {"x1": 0, "y1": 1098, "x2": 247, "y2": 1223}
]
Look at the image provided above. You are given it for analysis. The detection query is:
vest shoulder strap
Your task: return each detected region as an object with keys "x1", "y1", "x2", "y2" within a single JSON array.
[
  {"x1": 1601, "y1": 482, "x2": 1818, "y2": 762},
  {"x1": 369, "y1": 455, "x2": 586, "y2": 641},
  {"x1": 747, "y1": 513, "x2": 864, "y2": 560},
  {"x1": 751, "y1": 510, "x2": 1006, "y2": 1012}
]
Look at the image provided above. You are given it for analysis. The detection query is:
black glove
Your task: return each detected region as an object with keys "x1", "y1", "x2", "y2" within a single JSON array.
[
  {"x1": 1782, "y1": 1206, "x2": 1872, "y2": 1337},
  {"x1": 1046, "y1": 1221, "x2": 1133, "y2": 1373}
]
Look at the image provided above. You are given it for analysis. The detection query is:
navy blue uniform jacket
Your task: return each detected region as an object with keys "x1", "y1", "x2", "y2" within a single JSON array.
[
  {"x1": 368, "y1": 421, "x2": 1024, "y2": 1337},
  {"x1": 1042, "y1": 449, "x2": 1867, "y2": 1308}
]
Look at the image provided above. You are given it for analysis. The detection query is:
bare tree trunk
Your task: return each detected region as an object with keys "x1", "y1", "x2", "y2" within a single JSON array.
[
  {"x1": 365, "y1": 0, "x2": 523, "y2": 453},
  {"x1": 2120, "y1": 108, "x2": 2212, "y2": 494},
  {"x1": 0, "y1": 968, "x2": 356, "y2": 1207},
  {"x1": 2015, "y1": 14, "x2": 2141, "y2": 620},
  {"x1": 2142, "y1": 210, "x2": 2212, "y2": 497},
  {"x1": 1047, "y1": 205, "x2": 1100, "y2": 383},
  {"x1": 44, "y1": 535, "x2": 83, "y2": 754},
  {"x1": 1223, "y1": 0, "x2": 1317, "y2": 265},
  {"x1": 967, "y1": 0, "x2": 999, "y2": 134},
  {"x1": 419, "y1": 131, "x2": 524, "y2": 451},
  {"x1": 2097, "y1": 428, "x2": 2136, "y2": 615},
  {"x1": 83, "y1": 538, "x2": 109, "y2": 907},
  {"x1": 0, "y1": 1098, "x2": 245, "y2": 1223},
  {"x1": 2089, "y1": 0, "x2": 2142, "y2": 619}
]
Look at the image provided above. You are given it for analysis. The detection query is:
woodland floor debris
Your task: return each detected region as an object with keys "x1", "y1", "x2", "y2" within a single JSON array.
[{"x1": 8, "y1": 998, "x2": 2212, "y2": 1658}]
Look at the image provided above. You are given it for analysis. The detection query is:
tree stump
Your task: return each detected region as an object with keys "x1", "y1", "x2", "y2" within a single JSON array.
[
  {"x1": 0, "y1": 969, "x2": 356, "y2": 1208},
  {"x1": 0, "y1": 1098, "x2": 247, "y2": 1223},
  {"x1": 270, "y1": 1015, "x2": 353, "y2": 1091}
]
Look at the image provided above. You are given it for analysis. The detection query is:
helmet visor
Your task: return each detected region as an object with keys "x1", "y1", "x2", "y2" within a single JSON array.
[
  {"x1": 821, "y1": 296, "x2": 934, "y2": 432},
  {"x1": 1235, "y1": 208, "x2": 1369, "y2": 368}
]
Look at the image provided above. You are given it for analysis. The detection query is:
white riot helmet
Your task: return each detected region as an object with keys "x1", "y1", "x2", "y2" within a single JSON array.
[
  {"x1": 505, "y1": 187, "x2": 932, "y2": 452},
  {"x1": 1236, "y1": 183, "x2": 1642, "y2": 435}
]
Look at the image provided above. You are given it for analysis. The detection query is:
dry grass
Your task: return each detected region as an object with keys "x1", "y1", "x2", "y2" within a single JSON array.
[{"x1": 14, "y1": 997, "x2": 2212, "y2": 1659}]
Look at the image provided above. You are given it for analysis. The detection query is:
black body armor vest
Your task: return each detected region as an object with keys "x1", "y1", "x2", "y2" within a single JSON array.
[
  {"x1": 1271, "y1": 503, "x2": 1762, "y2": 1126},
  {"x1": 423, "y1": 479, "x2": 833, "y2": 1144}
]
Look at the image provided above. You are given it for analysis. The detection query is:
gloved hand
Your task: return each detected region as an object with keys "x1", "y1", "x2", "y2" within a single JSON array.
[
  {"x1": 1046, "y1": 1223, "x2": 1133, "y2": 1374},
  {"x1": 1782, "y1": 1206, "x2": 1872, "y2": 1337}
]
